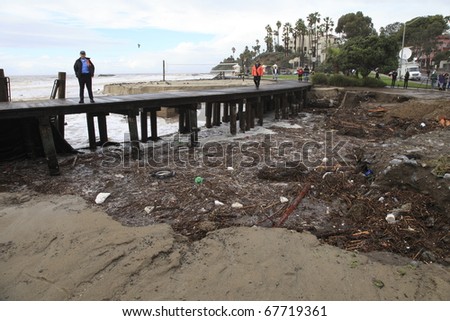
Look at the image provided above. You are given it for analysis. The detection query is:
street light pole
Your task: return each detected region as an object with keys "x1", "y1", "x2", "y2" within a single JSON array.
[
  {"x1": 399, "y1": 17, "x2": 422, "y2": 79},
  {"x1": 399, "y1": 24, "x2": 407, "y2": 79}
]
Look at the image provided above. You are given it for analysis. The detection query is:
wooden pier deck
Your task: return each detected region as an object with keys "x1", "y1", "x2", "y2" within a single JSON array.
[{"x1": 0, "y1": 80, "x2": 311, "y2": 175}]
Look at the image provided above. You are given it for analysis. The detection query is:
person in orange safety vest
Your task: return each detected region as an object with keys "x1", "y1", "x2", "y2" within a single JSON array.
[{"x1": 251, "y1": 61, "x2": 264, "y2": 89}]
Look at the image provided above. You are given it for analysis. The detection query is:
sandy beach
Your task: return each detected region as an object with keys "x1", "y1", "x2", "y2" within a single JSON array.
[{"x1": 1, "y1": 192, "x2": 449, "y2": 300}]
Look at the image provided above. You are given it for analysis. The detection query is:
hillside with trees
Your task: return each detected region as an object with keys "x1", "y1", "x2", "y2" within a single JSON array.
[{"x1": 213, "y1": 13, "x2": 449, "y2": 77}]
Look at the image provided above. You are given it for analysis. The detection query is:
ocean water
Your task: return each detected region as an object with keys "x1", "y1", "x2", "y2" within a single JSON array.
[
  {"x1": 8, "y1": 73, "x2": 214, "y2": 101},
  {"x1": 7, "y1": 73, "x2": 213, "y2": 149}
]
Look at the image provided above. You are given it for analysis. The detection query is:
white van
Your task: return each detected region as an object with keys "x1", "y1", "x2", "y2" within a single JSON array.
[{"x1": 398, "y1": 63, "x2": 421, "y2": 81}]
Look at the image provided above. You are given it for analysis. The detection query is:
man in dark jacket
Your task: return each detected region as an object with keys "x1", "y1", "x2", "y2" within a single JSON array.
[{"x1": 74, "y1": 50, "x2": 95, "y2": 103}]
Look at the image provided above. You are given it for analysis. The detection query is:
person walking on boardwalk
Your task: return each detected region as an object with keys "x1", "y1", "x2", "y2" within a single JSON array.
[
  {"x1": 251, "y1": 61, "x2": 264, "y2": 89},
  {"x1": 74, "y1": 50, "x2": 95, "y2": 103}
]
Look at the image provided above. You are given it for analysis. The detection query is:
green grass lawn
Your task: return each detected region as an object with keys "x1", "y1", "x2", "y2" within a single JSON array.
[{"x1": 262, "y1": 72, "x2": 435, "y2": 89}]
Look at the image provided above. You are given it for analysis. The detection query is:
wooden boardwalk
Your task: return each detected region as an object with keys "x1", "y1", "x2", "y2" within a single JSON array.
[{"x1": 0, "y1": 80, "x2": 311, "y2": 175}]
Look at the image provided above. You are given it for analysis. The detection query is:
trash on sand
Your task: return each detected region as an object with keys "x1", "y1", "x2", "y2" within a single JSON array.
[
  {"x1": 385, "y1": 203, "x2": 411, "y2": 223},
  {"x1": 144, "y1": 206, "x2": 155, "y2": 214},
  {"x1": 194, "y1": 176, "x2": 204, "y2": 184},
  {"x1": 227, "y1": 167, "x2": 234, "y2": 171},
  {"x1": 232, "y1": 202, "x2": 244, "y2": 208},
  {"x1": 280, "y1": 196, "x2": 289, "y2": 203},
  {"x1": 151, "y1": 170, "x2": 176, "y2": 179},
  {"x1": 368, "y1": 106, "x2": 388, "y2": 113},
  {"x1": 372, "y1": 279, "x2": 385, "y2": 289},
  {"x1": 385, "y1": 213, "x2": 397, "y2": 223},
  {"x1": 438, "y1": 116, "x2": 450, "y2": 127},
  {"x1": 95, "y1": 192, "x2": 111, "y2": 204},
  {"x1": 214, "y1": 200, "x2": 224, "y2": 206}
]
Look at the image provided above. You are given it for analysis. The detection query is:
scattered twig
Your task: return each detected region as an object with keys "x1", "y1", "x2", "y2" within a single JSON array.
[{"x1": 275, "y1": 184, "x2": 311, "y2": 227}]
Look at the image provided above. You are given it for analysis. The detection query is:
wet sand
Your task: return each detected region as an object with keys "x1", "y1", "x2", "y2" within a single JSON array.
[{"x1": 1, "y1": 192, "x2": 449, "y2": 300}]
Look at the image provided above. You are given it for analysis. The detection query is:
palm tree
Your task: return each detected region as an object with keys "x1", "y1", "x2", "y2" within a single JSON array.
[
  {"x1": 295, "y1": 19, "x2": 307, "y2": 64},
  {"x1": 265, "y1": 24, "x2": 274, "y2": 52},
  {"x1": 282, "y1": 22, "x2": 292, "y2": 56},
  {"x1": 276, "y1": 20, "x2": 282, "y2": 46},
  {"x1": 307, "y1": 12, "x2": 321, "y2": 68},
  {"x1": 322, "y1": 17, "x2": 334, "y2": 61}
]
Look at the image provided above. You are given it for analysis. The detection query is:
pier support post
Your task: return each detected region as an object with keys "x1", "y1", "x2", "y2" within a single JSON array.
[
  {"x1": 230, "y1": 102, "x2": 237, "y2": 135},
  {"x1": 238, "y1": 100, "x2": 246, "y2": 132},
  {"x1": 0, "y1": 69, "x2": 9, "y2": 102},
  {"x1": 127, "y1": 110, "x2": 140, "y2": 159},
  {"x1": 86, "y1": 113, "x2": 109, "y2": 150},
  {"x1": 140, "y1": 108, "x2": 160, "y2": 142},
  {"x1": 38, "y1": 116, "x2": 60, "y2": 176},
  {"x1": 56, "y1": 72, "x2": 66, "y2": 137},
  {"x1": 212, "y1": 102, "x2": 221, "y2": 126},
  {"x1": 189, "y1": 104, "x2": 199, "y2": 147},
  {"x1": 222, "y1": 102, "x2": 230, "y2": 123},
  {"x1": 205, "y1": 102, "x2": 212, "y2": 128}
]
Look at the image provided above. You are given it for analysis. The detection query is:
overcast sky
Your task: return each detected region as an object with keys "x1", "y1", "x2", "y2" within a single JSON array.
[{"x1": 1, "y1": 0, "x2": 447, "y2": 75}]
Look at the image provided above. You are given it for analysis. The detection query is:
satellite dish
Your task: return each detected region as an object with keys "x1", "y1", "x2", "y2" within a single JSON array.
[{"x1": 399, "y1": 47, "x2": 412, "y2": 60}]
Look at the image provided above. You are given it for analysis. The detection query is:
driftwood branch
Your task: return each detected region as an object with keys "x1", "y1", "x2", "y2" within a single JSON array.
[{"x1": 275, "y1": 184, "x2": 311, "y2": 227}]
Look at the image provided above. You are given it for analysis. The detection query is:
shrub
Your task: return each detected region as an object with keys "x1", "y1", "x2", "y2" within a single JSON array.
[
  {"x1": 311, "y1": 72, "x2": 328, "y2": 85},
  {"x1": 361, "y1": 77, "x2": 387, "y2": 88},
  {"x1": 328, "y1": 74, "x2": 361, "y2": 87}
]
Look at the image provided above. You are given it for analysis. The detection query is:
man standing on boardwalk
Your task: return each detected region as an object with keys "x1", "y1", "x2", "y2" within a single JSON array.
[
  {"x1": 252, "y1": 60, "x2": 264, "y2": 89},
  {"x1": 74, "y1": 50, "x2": 95, "y2": 103}
]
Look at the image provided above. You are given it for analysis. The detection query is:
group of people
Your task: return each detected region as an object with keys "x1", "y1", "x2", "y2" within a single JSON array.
[
  {"x1": 389, "y1": 70, "x2": 411, "y2": 89},
  {"x1": 430, "y1": 71, "x2": 449, "y2": 90},
  {"x1": 251, "y1": 61, "x2": 312, "y2": 89},
  {"x1": 296, "y1": 66, "x2": 310, "y2": 82}
]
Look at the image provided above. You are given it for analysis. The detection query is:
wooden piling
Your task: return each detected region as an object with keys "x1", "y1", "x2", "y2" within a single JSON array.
[
  {"x1": 0, "y1": 69, "x2": 9, "y2": 102},
  {"x1": 205, "y1": 102, "x2": 212, "y2": 128},
  {"x1": 230, "y1": 102, "x2": 237, "y2": 135},
  {"x1": 38, "y1": 116, "x2": 60, "y2": 176},
  {"x1": 56, "y1": 72, "x2": 66, "y2": 137},
  {"x1": 127, "y1": 110, "x2": 140, "y2": 159},
  {"x1": 212, "y1": 102, "x2": 221, "y2": 126}
]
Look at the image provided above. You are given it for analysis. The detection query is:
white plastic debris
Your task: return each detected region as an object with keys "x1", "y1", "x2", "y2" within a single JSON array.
[
  {"x1": 280, "y1": 196, "x2": 289, "y2": 203},
  {"x1": 227, "y1": 167, "x2": 234, "y2": 171},
  {"x1": 214, "y1": 200, "x2": 225, "y2": 206},
  {"x1": 115, "y1": 174, "x2": 125, "y2": 178},
  {"x1": 322, "y1": 172, "x2": 333, "y2": 179},
  {"x1": 385, "y1": 213, "x2": 396, "y2": 223},
  {"x1": 144, "y1": 206, "x2": 155, "y2": 214},
  {"x1": 95, "y1": 192, "x2": 111, "y2": 204},
  {"x1": 232, "y1": 202, "x2": 244, "y2": 209},
  {"x1": 420, "y1": 122, "x2": 426, "y2": 128}
]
